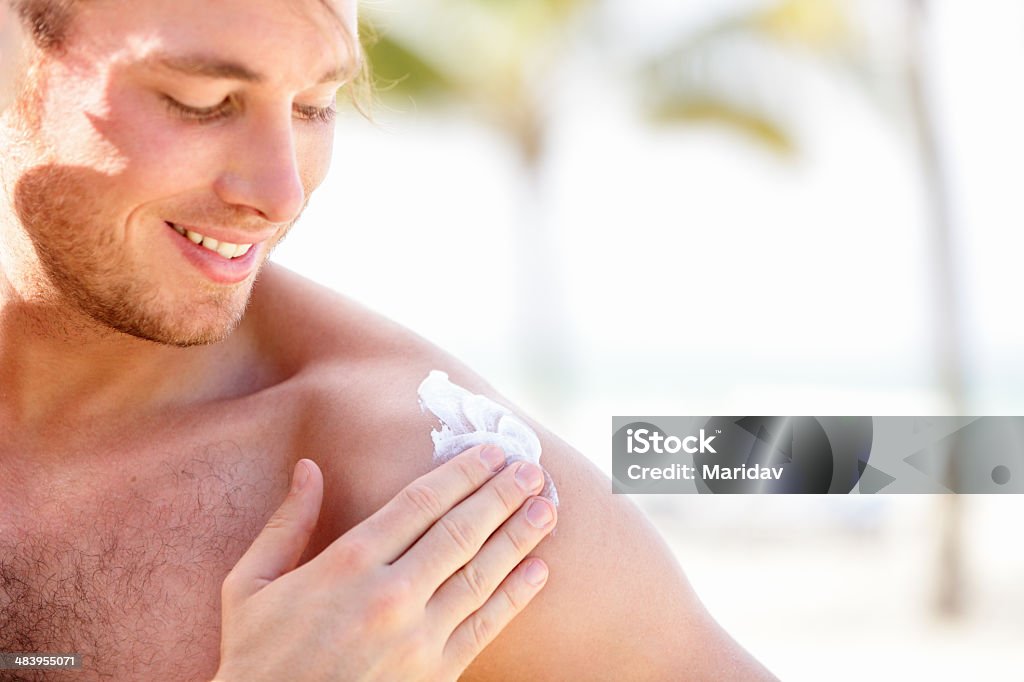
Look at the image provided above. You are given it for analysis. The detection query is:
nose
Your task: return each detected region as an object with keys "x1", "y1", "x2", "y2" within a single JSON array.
[{"x1": 213, "y1": 110, "x2": 306, "y2": 224}]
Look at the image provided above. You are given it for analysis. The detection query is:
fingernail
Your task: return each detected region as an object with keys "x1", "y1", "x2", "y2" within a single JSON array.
[
  {"x1": 515, "y1": 462, "x2": 544, "y2": 492},
  {"x1": 292, "y1": 460, "x2": 310, "y2": 493},
  {"x1": 524, "y1": 559, "x2": 548, "y2": 586},
  {"x1": 481, "y1": 445, "x2": 506, "y2": 471},
  {"x1": 526, "y1": 498, "x2": 554, "y2": 528}
]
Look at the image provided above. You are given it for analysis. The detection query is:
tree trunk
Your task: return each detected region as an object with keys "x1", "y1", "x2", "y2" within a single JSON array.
[{"x1": 905, "y1": 0, "x2": 966, "y2": 619}]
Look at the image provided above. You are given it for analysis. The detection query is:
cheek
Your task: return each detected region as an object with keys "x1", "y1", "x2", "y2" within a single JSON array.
[
  {"x1": 73, "y1": 85, "x2": 222, "y2": 199},
  {"x1": 29, "y1": 73, "x2": 127, "y2": 174},
  {"x1": 296, "y1": 125, "x2": 335, "y2": 195},
  {"x1": 122, "y1": 126, "x2": 224, "y2": 192}
]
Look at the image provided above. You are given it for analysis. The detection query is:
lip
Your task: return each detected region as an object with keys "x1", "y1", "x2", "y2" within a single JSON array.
[
  {"x1": 165, "y1": 221, "x2": 263, "y2": 284},
  {"x1": 167, "y1": 221, "x2": 276, "y2": 247}
]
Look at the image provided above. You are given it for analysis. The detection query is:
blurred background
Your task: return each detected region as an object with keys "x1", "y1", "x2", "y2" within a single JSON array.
[{"x1": 271, "y1": 0, "x2": 1024, "y2": 679}]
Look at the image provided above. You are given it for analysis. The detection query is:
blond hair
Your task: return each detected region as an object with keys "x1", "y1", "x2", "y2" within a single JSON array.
[{"x1": 8, "y1": 0, "x2": 374, "y2": 115}]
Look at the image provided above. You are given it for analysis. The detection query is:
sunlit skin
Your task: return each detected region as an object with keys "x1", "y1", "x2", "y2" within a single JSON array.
[
  {"x1": 0, "y1": 1, "x2": 777, "y2": 680},
  {"x1": 0, "y1": 0, "x2": 350, "y2": 426}
]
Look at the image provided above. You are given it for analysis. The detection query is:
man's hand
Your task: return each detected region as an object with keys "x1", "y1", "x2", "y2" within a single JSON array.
[{"x1": 213, "y1": 445, "x2": 557, "y2": 682}]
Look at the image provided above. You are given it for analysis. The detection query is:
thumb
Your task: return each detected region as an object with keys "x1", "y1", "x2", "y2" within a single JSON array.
[{"x1": 223, "y1": 459, "x2": 324, "y2": 602}]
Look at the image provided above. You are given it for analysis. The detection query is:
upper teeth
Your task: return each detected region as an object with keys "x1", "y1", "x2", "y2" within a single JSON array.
[{"x1": 170, "y1": 223, "x2": 253, "y2": 259}]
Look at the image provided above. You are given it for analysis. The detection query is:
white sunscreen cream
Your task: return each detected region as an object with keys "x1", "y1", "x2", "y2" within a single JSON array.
[{"x1": 417, "y1": 370, "x2": 559, "y2": 506}]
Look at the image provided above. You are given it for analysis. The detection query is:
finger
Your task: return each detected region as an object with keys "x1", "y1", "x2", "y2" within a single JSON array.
[
  {"x1": 442, "y1": 558, "x2": 549, "y2": 671},
  {"x1": 393, "y1": 461, "x2": 545, "y2": 596},
  {"x1": 425, "y1": 495, "x2": 556, "y2": 631},
  {"x1": 221, "y1": 459, "x2": 324, "y2": 604},
  {"x1": 335, "y1": 444, "x2": 507, "y2": 566}
]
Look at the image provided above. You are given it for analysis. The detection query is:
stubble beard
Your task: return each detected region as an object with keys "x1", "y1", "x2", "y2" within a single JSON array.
[{"x1": 13, "y1": 163, "x2": 276, "y2": 348}]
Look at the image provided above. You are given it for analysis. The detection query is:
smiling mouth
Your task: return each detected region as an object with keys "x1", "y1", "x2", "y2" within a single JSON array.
[{"x1": 167, "y1": 222, "x2": 254, "y2": 260}]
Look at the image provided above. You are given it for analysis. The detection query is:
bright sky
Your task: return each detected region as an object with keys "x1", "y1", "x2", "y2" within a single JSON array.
[{"x1": 274, "y1": 0, "x2": 1024, "y2": 426}]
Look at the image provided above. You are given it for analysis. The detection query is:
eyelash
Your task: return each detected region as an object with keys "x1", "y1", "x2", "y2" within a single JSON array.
[
  {"x1": 294, "y1": 103, "x2": 337, "y2": 124},
  {"x1": 162, "y1": 96, "x2": 336, "y2": 125}
]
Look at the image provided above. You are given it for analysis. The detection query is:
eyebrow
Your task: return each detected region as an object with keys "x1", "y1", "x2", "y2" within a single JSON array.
[{"x1": 147, "y1": 52, "x2": 353, "y2": 85}]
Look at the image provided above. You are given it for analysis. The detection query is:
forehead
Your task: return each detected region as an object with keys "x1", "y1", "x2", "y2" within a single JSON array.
[{"x1": 66, "y1": 0, "x2": 359, "y2": 85}]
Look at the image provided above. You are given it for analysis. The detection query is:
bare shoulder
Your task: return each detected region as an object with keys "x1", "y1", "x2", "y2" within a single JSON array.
[
  {"x1": 246, "y1": 264, "x2": 479, "y2": 537},
  {"x1": 251, "y1": 264, "x2": 775, "y2": 681}
]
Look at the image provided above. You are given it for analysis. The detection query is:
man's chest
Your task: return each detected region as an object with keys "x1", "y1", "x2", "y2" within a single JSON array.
[{"x1": 0, "y1": 434, "x2": 294, "y2": 682}]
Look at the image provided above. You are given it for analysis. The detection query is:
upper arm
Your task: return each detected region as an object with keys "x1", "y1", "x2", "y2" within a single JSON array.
[
  {"x1": 288, "y1": 292, "x2": 775, "y2": 680},
  {"x1": 459, "y1": 418, "x2": 776, "y2": 681}
]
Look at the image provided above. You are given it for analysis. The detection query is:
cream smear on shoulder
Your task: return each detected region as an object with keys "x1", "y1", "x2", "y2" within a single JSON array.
[{"x1": 417, "y1": 370, "x2": 559, "y2": 506}]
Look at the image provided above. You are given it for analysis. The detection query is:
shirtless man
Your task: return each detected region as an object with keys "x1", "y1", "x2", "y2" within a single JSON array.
[{"x1": 0, "y1": 0, "x2": 777, "y2": 679}]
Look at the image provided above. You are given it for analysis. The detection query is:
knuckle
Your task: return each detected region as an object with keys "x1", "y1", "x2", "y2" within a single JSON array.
[
  {"x1": 268, "y1": 508, "x2": 315, "y2": 541},
  {"x1": 262, "y1": 509, "x2": 291, "y2": 532},
  {"x1": 365, "y1": 577, "x2": 413, "y2": 629},
  {"x1": 439, "y1": 515, "x2": 478, "y2": 556},
  {"x1": 402, "y1": 482, "x2": 445, "y2": 520},
  {"x1": 490, "y1": 475, "x2": 522, "y2": 512},
  {"x1": 457, "y1": 561, "x2": 492, "y2": 604},
  {"x1": 330, "y1": 533, "x2": 372, "y2": 573},
  {"x1": 499, "y1": 583, "x2": 524, "y2": 613},
  {"x1": 452, "y1": 453, "x2": 483, "y2": 488},
  {"x1": 446, "y1": 636, "x2": 476, "y2": 672},
  {"x1": 470, "y1": 612, "x2": 495, "y2": 652},
  {"x1": 501, "y1": 523, "x2": 531, "y2": 556}
]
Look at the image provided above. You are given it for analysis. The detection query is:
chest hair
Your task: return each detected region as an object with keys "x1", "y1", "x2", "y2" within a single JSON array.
[{"x1": 0, "y1": 441, "x2": 283, "y2": 681}]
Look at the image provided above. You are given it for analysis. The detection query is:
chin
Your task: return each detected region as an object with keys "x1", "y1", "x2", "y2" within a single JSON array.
[
  {"x1": 88, "y1": 293, "x2": 250, "y2": 347},
  {"x1": 113, "y1": 314, "x2": 243, "y2": 347}
]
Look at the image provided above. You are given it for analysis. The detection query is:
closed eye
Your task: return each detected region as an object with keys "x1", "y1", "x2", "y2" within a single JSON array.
[
  {"x1": 294, "y1": 103, "x2": 337, "y2": 124},
  {"x1": 163, "y1": 95, "x2": 336, "y2": 125},
  {"x1": 163, "y1": 95, "x2": 234, "y2": 123}
]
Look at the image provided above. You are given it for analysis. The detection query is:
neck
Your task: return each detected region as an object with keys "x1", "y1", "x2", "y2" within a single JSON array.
[
  {"x1": 0, "y1": 128, "x2": 275, "y2": 437},
  {"x1": 0, "y1": 269, "x2": 261, "y2": 432}
]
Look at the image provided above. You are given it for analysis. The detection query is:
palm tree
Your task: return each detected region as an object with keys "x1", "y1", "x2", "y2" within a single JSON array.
[
  {"x1": 359, "y1": 0, "x2": 967, "y2": 616},
  {"x1": 359, "y1": 0, "x2": 595, "y2": 419},
  {"x1": 903, "y1": 0, "x2": 966, "y2": 618},
  {"x1": 631, "y1": 0, "x2": 966, "y2": 618}
]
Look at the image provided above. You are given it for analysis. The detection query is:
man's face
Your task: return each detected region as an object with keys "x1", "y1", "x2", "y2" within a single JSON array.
[{"x1": 4, "y1": 0, "x2": 356, "y2": 345}]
